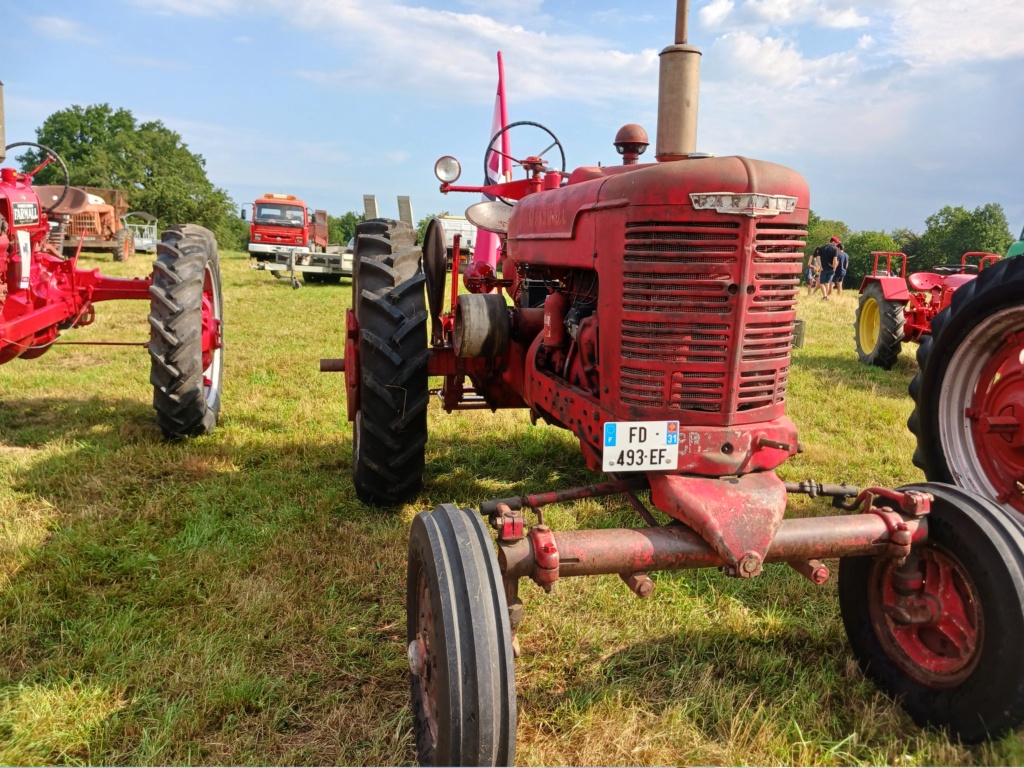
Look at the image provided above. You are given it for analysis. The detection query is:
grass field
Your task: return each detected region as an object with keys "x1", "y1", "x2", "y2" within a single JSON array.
[{"x1": 1, "y1": 251, "x2": 1023, "y2": 766}]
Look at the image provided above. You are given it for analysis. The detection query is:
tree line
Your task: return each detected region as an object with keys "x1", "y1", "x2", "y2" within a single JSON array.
[{"x1": 805, "y1": 203, "x2": 1016, "y2": 286}]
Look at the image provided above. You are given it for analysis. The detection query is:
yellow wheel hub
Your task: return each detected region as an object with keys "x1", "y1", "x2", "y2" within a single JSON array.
[{"x1": 860, "y1": 297, "x2": 880, "y2": 352}]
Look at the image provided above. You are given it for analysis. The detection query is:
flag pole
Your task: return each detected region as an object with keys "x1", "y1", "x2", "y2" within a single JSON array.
[{"x1": 497, "y1": 52, "x2": 510, "y2": 182}]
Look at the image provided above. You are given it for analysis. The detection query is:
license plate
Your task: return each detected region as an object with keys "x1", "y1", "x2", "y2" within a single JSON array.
[{"x1": 602, "y1": 420, "x2": 679, "y2": 472}]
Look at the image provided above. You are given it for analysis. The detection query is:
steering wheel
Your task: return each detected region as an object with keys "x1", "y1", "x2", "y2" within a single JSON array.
[
  {"x1": 483, "y1": 121, "x2": 566, "y2": 205},
  {"x1": 932, "y1": 263, "x2": 977, "y2": 276},
  {"x1": 4, "y1": 142, "x2": 71, "y2": 214}
]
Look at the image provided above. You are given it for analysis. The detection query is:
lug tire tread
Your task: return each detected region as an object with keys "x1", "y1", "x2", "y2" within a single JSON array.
[{"x1": 148, "y1": 224, "x2": 223, "y2": 439}]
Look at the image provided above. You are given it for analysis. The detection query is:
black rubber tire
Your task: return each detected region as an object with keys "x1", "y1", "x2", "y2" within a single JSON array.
[
  {"x1": 908, "y1": 255, "x2": 1024, "y2": 514},
  {"x1": 407, "y1": 504, "x2": 517, "y2": 766},
  {"x1": 111, "y1": 227, "x2": 134, "y2": 262},
  {"x1": 351, "y1": 218, "x2": 427, "y2": 506},
  {"x1": 148, "y1": 224, "x2": 224, "y2": 439},
  {"x1": 838, "y1": 483, "x2": 1024, "y2": 743},
  {"x1": 351, "y1": 218, "x2": 416, "y2": 310},
  {"x1": 854, "y1": 281, "x2": 905, "y2": 369},
  {"x1": 319, "y1": 273, "x2": 342, "y2": 285}
]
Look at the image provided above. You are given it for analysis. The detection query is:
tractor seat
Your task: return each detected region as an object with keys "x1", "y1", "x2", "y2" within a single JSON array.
[
  {"x1": 34, "y1": 185, "x2": 90, "y2": 216},
  {"x1": 907, "y1": 272, "x2": 945, "y2": 292}
]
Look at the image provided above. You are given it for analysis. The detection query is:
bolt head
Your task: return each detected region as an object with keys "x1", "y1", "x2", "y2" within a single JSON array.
[{"x1": 408, "y1": 636, "x2": 427, "y2": 677}]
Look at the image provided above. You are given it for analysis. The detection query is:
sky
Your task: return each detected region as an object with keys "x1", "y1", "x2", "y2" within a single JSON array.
[{"x1": 3, "y1": 0, "x2": 1022, "y2": 237}]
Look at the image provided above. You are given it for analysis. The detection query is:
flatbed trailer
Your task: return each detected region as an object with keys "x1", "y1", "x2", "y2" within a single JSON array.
[{"x1": 250, "y1": 244, "x2": 353, "y2": 288}]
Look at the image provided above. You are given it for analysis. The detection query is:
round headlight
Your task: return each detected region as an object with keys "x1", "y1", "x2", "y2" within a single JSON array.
[{"x1": 435, "y1": 156, "x2": 461, "y2": 184}]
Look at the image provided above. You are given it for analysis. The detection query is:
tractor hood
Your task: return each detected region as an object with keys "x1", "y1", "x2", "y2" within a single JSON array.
[{"x1": 506, "y1": 155, "x2": 809, "y2": 269}]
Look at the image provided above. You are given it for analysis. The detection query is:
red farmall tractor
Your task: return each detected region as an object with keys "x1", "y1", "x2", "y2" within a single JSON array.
[
  {"x1": 854, "y1": 249, "x2": 1001, "y2": 369},
  {"x1": 0, "y1": 116, "x2": 224, "y2": 438},
  {"x1": 326, "y1": 3, "x2": 1024, "y2": 763}
]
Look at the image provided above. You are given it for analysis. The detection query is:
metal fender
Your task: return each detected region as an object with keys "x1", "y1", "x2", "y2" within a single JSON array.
[{"x1": 859, "y1": 275, "x2": 910, "y2": 302}]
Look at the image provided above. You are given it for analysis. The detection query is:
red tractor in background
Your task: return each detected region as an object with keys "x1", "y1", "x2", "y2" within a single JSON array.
[
  {"x1": 326, "y1": 3, "x2": 1024, "y2": 763},
  {"x1": 0, "y1": 108, "x2": 224, "y2": 438},
  {"x1": 854, "y1": 249, "x2": 1001, "y2": 368}
]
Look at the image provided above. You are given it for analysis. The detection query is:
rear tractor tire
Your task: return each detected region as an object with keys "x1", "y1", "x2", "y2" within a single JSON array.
[
  {"x1": 839, "y1": 483, "x2": 1024, "y2": 743},
  {"x1": 854, "y1": 281, "x2": 905, "y2": 369},
  {"x1": 148, "y1": 224, "x2": 224, "y2": 439},
  {"x1": 350, "y1": 218, "x2": 428, "y2": 506},
  {"x1": 908, "y1": 255, "x2": 1024, "y2": 517}
]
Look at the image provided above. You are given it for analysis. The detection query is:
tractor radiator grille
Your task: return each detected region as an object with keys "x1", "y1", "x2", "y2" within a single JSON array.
[
  {"x1": 615, "y1": 219, "x2": 804, "y2": 417},
  {"x1": 68, "y1": 213, "x2": 102, "y2": 237}
]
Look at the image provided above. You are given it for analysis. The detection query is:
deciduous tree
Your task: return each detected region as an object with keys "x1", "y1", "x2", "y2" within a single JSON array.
[
  {"x1": 328, "y1": 211, "x2": 364, "y2": 246},
  {"x1": 917, "y1": 204, "x2": 1013, "y2": 269},
  {"x1": 19, "y1": 103, "x2": 239, "y2": 247},
  {"x1": 844, "y1": 230, "x2": 899, "y2": 287}
]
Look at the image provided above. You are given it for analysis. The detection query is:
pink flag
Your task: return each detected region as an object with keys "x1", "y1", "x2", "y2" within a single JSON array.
[{"x1": 476, "y1": 52, "x2": 509, "y2": 270}]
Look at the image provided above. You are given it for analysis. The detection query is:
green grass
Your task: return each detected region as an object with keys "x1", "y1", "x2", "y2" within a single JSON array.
[{"x1": 0, "y1": 255, "x2": 1021, "y2": 765}]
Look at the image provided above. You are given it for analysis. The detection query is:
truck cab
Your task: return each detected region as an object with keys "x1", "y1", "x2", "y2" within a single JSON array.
[{"x1": 246, "y1": 193, "x2": 312, "y2": 262}]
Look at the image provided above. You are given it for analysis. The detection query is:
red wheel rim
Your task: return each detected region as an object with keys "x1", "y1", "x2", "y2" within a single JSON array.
[
  {"x1": 200, "y1": 267, "x2": 222, "y2": 389},
  {"x1": 344, "y1": 308, "x2": 360, "y2": 421},
  {"x1": 415, "y1": 569, "x2": 439, "y2": 750},
  {"x1": 869, "y1": 546, "x2": 982, "y2": 687},
  {"x1": 970, "y1": 331, "x2": 1024, "y2": 513}
]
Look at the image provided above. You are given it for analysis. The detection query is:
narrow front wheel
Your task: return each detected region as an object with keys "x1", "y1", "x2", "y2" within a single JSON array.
[{"x1": 407, "y1": 504, "x2": 517, "y2": 766}]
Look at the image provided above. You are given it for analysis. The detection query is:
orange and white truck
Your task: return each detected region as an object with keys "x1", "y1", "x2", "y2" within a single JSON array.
[
  {"x1": 246, "y1": 193, "x2": 341, "y2": 286},
  {"x1": 246, "y1": 193, "x2": 327, "y2": 259}
]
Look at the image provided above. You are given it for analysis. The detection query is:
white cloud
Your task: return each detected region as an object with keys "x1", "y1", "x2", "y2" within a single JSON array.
[
  {"x1": 459, "y1": 0, "x2": 544, "y2": 16},
  {"x1": 700, "y1": 0, "x2": 734, "y2": 27},
  {"x1": 697, "y1": 0, "x2": 869, "y2": 30},
  {"x1": 125, "y1": 0, "x2": 657, "y2": 106},
  {"x1": 819, "y1": 7, "x2": 869, "y2": 28},
  {"x1": 126, "y1": 0, "x2": 240, "y2": 16},
  {"x1": 705, "y1": 31, "x2": 857, "y2": 89},
  {"x1": 887, "y1": 0, "x2": 1024, "y2": 67},
  {"x1": 278, "y1": 1, "x2": 660, "y2": 106},
  {"x1": 27, "y1": 16, "x2": 93, "y2": 43}
]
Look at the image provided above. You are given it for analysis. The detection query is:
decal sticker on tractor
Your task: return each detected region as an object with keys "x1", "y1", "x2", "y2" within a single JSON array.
[{"x1": 12, "y1": 201, "x2": 39, "y2": 225}]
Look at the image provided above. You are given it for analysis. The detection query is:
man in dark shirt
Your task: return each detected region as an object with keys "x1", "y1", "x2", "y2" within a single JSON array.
[
  {"x1": 833, "y1": 243, "x2": 849, "y2": 295},
  {"x1": 818, "y1": 237, "x2": 839, "y2": 299}
]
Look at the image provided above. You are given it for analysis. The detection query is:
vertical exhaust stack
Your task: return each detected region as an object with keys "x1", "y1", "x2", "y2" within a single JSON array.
[
  {"x1": 655, "y1": 1, "x2": 702, "y2": 162},
  {"x1": 0, "y1": 81, "x2": 6, "y2": 164}
]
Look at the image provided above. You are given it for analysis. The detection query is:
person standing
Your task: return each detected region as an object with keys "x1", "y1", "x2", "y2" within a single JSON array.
[
  {"x1": 833, "y1": 242, "x2": 849, "y2": 295},
  {"x1": 806, "y1": 247, "x2": 822, "y2": 296},
  {"x1": 818, "y1": 236, "x2": 840, "y2": 299}
]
